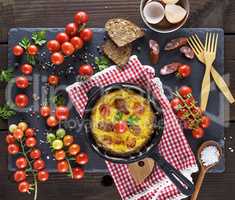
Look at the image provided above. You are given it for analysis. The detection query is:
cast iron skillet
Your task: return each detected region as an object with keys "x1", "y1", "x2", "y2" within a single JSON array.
[{"x1": 83, "y1": 83, "x2": 194, "y2": 196}]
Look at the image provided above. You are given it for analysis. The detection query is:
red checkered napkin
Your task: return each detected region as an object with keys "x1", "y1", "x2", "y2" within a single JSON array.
[{"x1": 66, "y1": 55, "x2": 198, "y2": 200}]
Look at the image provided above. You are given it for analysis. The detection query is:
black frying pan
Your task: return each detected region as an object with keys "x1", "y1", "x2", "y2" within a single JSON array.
[{"x1": 83, "y1": 83, "x2": 194, "y2": 196}]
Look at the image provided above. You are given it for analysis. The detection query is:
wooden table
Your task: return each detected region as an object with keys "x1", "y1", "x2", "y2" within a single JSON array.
[{"x1": 0, "y1": 0, "x2": 235, "y2": 199}]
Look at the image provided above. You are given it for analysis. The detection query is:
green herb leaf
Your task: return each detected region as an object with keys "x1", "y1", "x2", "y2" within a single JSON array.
[
  {"x1": 127, "y1": 115, "x2": 140, "y2": 126},
  {"x1": 19, "y1": 37, "x2": 31, "y2": 49},
  {"x1": 0, "y1": 69, "x2": 13, "y2": 82},
  {"x1": 26, "y1": 54, "x2": 36, "y2": 65},
  {"x1": 32, "y1": 31, "x2": 47, "y2": 46},
  {"x1": 114, "y1": 112, "x2": 123, "y2": 121},
  {"x1": 0, "y1": 104, "x2": 16, "y2": 120},
  {"x1": 51, "y1": 95, "x2": 66, "y2": 106},
  {"x1": 95, "y1": 56, "x2": 110, "y2": 71}
]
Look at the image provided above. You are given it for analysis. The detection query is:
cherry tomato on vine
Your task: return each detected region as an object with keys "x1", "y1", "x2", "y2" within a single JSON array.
[
  {"x1": 6, "y1": 134, "x2": 16, "y2": 144},
  {"x1": 68, "y1": 144, "x2": 80, "y2": 156},
  {"x1": 178, "y1": 64, "x2": 191, "y2": 78},
  {"x1": 33, "y1": 159, "x2": 45, "y2": 171},
  {"x1": 192, "y1": 127, "x2": 205, "y2": 139},
  {"x1": 63, "y1": 135, "x2": 74, "y2": 147},
  {"x1": 18, "y1": 122, "x2": 28, "y2": 131},
  {"x1": 13, "y1": 128, "x2": 24, "y2": 140},
  {"x1": 37, "y1": 170, "x2": 49, "y2": 182},
  {"x1": 76, "y1": 153, "x2": 88, "y2": 165},
  {"x1": 51, "y1": 52, "x2": 64, "y2": 65},
  {"x1": 79, "y1": 28, "x2": 93, "y2": 42},
  {"x1": 55, "y1": 106, "x2": 70, "y2": 121},
  {"x1": 15, "y1": 94, "x2": 29, "y2": 108},
  {"x1": 8, "y1": 144, "x2": 20, "y2": 155},
  {"x1": 57, "y1": 160, "x2": 69, "y2": 173},
  {"x1": 178, "y1": 86, "x2": 192, "y2": 99},
  {"x1": 16, "y1": 76, "x2": 29, "y2": 89},
  {"x1": 27, "y1": 45, "x2": 38, "y2": 56},
  {"x1": 56, "y1": 32, "x2": 69, "y2": 44},
  {"x1": 40, "y1": 106, "x2": 51, "y2": 117},
  {"x1": 14, "y1": 170, "x2": 27, "y2": 182},
  {"x1": 54, "y1": 150, "x2": 66, "y2": 161},
  {"x1": 61, "y1": 42, "x2": 75, "y2": 56},
  {"x1": 20, "y1": 64, "x2": 33, "y2": 75},
  {"x1": 170, "y1": 98, "x2": 182, "y2": 111},
  {"x1": 25, "y1": 137, "x2": 37, "y2": 148},
  {"x1": 72, "y1": 167, "x2": 84, "y2": 180},
  {"x1": 48, "y1": 75, "x2": 59, "y2": 86},
  {"x1": 74, "y1": 11, "x2": 89, "y2": 24},
  {"x1": 25, "y1": 128, "x2": 35, "y2": 137},
  {"x1": 47, "y1": 40, "x2": 60, "y2": 52},
  {"x1": 52, "y1": 139, "x2": 64, "y2": 150},
  {"x1": 47, "y1": 116, "x2": 59, "y2": 127},
  {"x1": 70, "y1": 36, "x2": 84, "y2": 50},
  {"x1": 114, "y1": 121, "x2": 128, "y2": 134},
  {"x1": 18, "y1": 181, "x2": 30, "y2": 193},
  {"x1": 30, "y1": 149, "x2": 41, "y2": 160},
  {"x1": 13, "y1": 45, "x2": 24, "y2": 56},
  {"x1": 16, "y1": 157, "x2": 27, "y2": 169},
  {"x1": 200, "y1": 116, "x2": 211, "y2": 128},
  {"x1": 65, "y1": 23, "x2": 78, "y2": 36},
  {"x1": 79, "y1": 64, "x2": 94, "y2": 76}
]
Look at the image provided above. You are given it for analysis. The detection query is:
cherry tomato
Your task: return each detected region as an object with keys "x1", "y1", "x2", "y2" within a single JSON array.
[
  {"x1": 16, "y1": 76, "x2": 29, "y2": 89},
  {"x1": 18, "y1": 122, "x2": 28, "y2": 131},
  {"x1": 13, "y1": 45, "x2": 24, "y2": 56},
  {"x1": 18, "y1": 181, "x2": 30, "y2": 193},
  {"x1": 20, "y1": 64, "x2": 33, "y2": 75},
  {"x1": 40, "y1": 106, "x2": 51, "y2": 117},
  {"x1": 37, "y1": 170, "x2": 49, "y2": 182},
  {"x1": 14, "y1": 170, "x2": 26, "y2": 182},
  {"x1": 57, "y1": 160, "x2": 69, "y2": 173},
  {"x1": 192, "y1": 127, "x2": 205, "y2": 139},
  {"x1": 99, "y1": 104, "x2": 110, "y2": 117},
  {"x1": 48, "y1": 75, "x2": 59, "y2": 86},
  {"x1": 63, "y1": 135, "x2": 74, "y2": 147},
  {"x1": 13, "y1": 128, "x2": 24, "y2": 140},
  {"x1": 68, "y1": 144, "x2": 80, "y2": 156},
  {"x1": 46, "y1": 116, "x2": 59, "y2": 127},
  {"x1": 30, "y1": 149, "x2": 41, "y2": 160},
  {"x1": 74, "y1": 11, "x2": 89, "y2": 24},
  {"x1": 114, "y1": 121, "x2": 128, "y2": 134},
  {"x1": 76, "y1": 153, "x2": 88, "y2": 165},
  {"x1": 65, "y1": 23, "x2": 78, "y2": 36},
  {"x1": 8, "y1": 144, "x2": 20, "y2": 155},
  {"x1": 54, "y1": 150, "x2": 66, "y2": 161},
  {"x1": 70, "y1": 36, "x2": 84, "y2": 50},
  {"x1": 178, "y1": 86, "x2": 192, "y2": 98},
  {"x1": 51, "y1": 52, "x2": 64, "y2": 65},
  {"x1": 27, "y1": 45, "x2": 38, "y2": 56},
  {"x1": 61, "y1": 42, "x2": 75, "y2": 56},
  {"x1": 6, "y1": 134, "x2": 16, "y2": 144},
  {"x1": 25, "y1": 137, "x2": 37, "y2": 148},
  {"x1": 79, "y1": 28, "x2": 93, "y2": 42},
  {"x1": 15, "y1": 94, "x2": 29, "y2": 108},
  {"x1": 72, "y1": 167, "x2": 84, "y2": 180},
  {"x1": 178, "y1": 64, "x2": 191, "y2": 78},
  {"x1": 170, "y1": 98, "x2": 182, "y2": 111},
  {"x1": 79, "y1": 64, "x2": 94, "y2": 76},
  {"x1": 25, "y1": 128, "x2": 35, "y2": 137},
  {"x1": 16, "y1": 157, "x2": 27, "y2": 169},
  {"x1": 176, "y1": 108, "x2": 187, "y2": 119},
  {"x1": 47, "y1": 40, "x2": 60, "y2": 52},
  {"x1": 56, "y1": 32, "x2": 69, "y2": 44},
  {"x1": 200, "y1": 116, "x2": 211, "y2": 128},
  {"x1": 33, "y1": 159, "x2": 45, "y2": 170},
  {"x1": 192, "y1": 106, "x2": 202, "y2": 115},
  {"x1": 55, "y1": 106, "x2": 70, "y2": 121}
]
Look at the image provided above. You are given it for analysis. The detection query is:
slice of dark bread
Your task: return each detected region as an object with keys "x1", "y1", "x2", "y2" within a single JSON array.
[
  {"x1": 105, "y1": 18, "x2": 144, "y2": 47},
  {"x1": 102, "y1": 39, "x2": 132, "y2": 66}
]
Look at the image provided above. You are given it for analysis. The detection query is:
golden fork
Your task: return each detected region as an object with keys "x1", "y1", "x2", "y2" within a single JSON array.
[{"x1": 188, "y1": 34, "x2": 235, "y2": 108}]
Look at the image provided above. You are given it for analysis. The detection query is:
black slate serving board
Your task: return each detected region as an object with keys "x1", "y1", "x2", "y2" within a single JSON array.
[{"x1": 8, "y1": 28, "x2": 225, "y2": 173}]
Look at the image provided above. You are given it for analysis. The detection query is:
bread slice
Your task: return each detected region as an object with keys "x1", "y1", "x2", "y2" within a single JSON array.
[
  {"x1": 105, "y1": 18, "x2": 144, "y2": 47},
  {"x1": 102, "y1": 39, "x2": 132, "y2": 66}
]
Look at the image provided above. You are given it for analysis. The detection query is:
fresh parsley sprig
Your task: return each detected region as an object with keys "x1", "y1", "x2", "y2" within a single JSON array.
[
  {"x1": 0, "y1": 105, "x2": 16, "y2": 119},
  {"x1": 0, "y1": 69, "x2": 13, "y2": 82},
  {"x1": 19, "y1": 37, "x2": 31, "y2": 50},
  {"x1": 114, "y1": 112, "x2": 123, "y2": 121},
  {"x1": 95, "y1": 56, "x2": 109, "y2": 71},
  {"x1": 127, "y1": 115, "x2": 140, "y2": 126},
  {"x1": 32, "y1": 31, "x2": 47, "y2": 46}
]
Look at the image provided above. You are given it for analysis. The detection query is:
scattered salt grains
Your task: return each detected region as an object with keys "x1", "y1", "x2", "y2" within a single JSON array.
[{"x1": 200, "y1": 146, "x2": 220, "y2": 167}]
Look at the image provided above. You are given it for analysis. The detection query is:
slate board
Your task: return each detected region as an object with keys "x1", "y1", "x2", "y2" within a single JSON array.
[{"x1": 8, "y1": 28, "x2": 225, "y2": 173}]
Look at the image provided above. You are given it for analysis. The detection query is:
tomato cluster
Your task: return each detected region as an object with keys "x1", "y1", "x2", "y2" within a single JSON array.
[
  {"x1": 171, "y1": 86, "x2": 211, "y2": 139},
  {"x1": 47, "y1": 11, "x2": 93, "y2": 65},
  {"x1": 12, "y1": 44, "x2": 38, "y2": 57},
  {"x1": 6, "y1": 122, "x2": 49, "y2": 195},
  {"x1": 47, "y1": 128, "x2": 88, "y2": 180}
]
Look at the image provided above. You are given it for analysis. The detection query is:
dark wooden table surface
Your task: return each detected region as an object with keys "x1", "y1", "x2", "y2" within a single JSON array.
[{"x1": 0, "y1": 0, "x2": 235, "y2": 200}]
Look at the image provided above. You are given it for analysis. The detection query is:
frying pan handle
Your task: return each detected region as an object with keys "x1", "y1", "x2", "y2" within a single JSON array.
[
  {"x1": 149, "y1": 152, "x2": 194, "y2": 196},
  {"x1": 87, "y1": 86, "x2": 101, "y2": 99}
]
